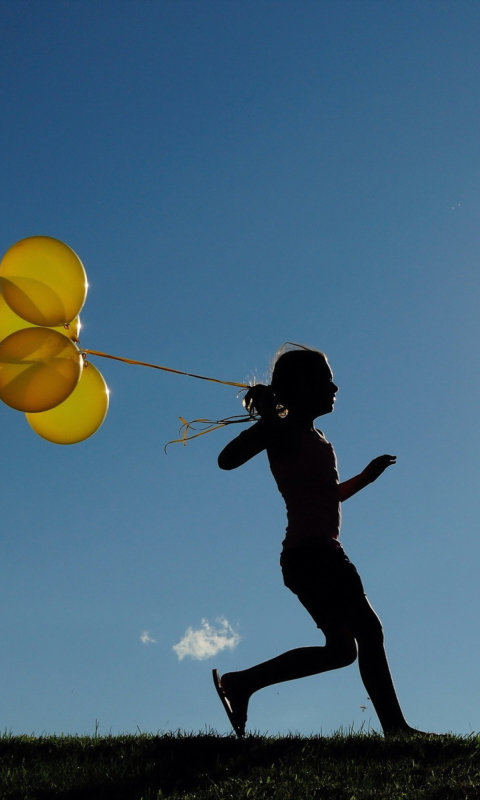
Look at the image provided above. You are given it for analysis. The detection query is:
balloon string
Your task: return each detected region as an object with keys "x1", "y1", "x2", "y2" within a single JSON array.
[
  {"x1": 165, "y1": 414, "x2": 255, "y2": 450},
  {"x1": 82, "y1": 349, "x2": 249, "y2": 389}
]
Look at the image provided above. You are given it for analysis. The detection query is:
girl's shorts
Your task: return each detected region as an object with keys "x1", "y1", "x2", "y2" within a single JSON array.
[{"x1": 280, "y1": 545, "x2": 367, "y2": 631}]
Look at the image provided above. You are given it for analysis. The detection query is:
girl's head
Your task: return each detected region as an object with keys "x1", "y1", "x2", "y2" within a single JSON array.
[
  {"x1": 271, "y1": 345, "x2": 337, "y2": 418},
  {"x1": 244, "y1": 344, "x2": 338, "y2": 420}
]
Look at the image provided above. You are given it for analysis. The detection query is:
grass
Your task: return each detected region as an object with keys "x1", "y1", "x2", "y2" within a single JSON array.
[{"x1": 1, "y1": 730, "x2": 480, "y2": 799}]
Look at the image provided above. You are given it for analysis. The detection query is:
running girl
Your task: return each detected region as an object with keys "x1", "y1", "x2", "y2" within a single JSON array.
[{"x1": 213, "y1": 344, "x2": 425, "y2": 737}]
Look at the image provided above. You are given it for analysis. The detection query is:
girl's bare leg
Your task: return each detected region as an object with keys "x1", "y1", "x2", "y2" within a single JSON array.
[
  {"x1": 218, "y1": 632, "x2": 357, "y2": 734},
  {"x1": 349, "y1": 597, "x2": 422, "y2": 734},
  {"x1": 218, "y1": 599, "x2": 426, "y2": 736}
]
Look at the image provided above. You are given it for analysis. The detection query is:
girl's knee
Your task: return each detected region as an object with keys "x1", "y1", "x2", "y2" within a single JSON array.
[
  {"x1": 326, "y1": 634, "x2": 357, "y2": 668},
  {"x1": 341, "y1": 639, "x2": 358, "y2": 666},
  {"x1": 352, "y1": 600, "x2": 385, "y2": 643},
  {"x1": 356, "y1": 614, "x2": 384, "y2": 647}
]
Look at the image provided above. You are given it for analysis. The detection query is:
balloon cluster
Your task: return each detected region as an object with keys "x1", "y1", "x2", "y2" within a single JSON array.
[{"x1": 0, "y1": 236, "x2": 109, "y2": 444}]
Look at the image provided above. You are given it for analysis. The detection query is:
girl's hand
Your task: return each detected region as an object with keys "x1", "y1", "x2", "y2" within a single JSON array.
[
  {"x1": 339, "y1": 455, "x2": 396, "y2": 501},
  {"x1": 363, "y1": 455, "x2": 397, "y2": 484}
]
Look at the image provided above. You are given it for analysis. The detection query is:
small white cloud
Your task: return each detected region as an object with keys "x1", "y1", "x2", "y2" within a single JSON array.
[
  {"x1": 173, "y1": 617, "x2": 240, "y2": 661},
  {"x1": 140, "y1": 631, "x2": 156, "y2": 644}
]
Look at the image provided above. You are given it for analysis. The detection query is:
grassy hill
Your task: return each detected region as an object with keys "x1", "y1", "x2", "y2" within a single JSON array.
[{"x1": 1, "y1": 731, "x2": 479, "y2": 799}]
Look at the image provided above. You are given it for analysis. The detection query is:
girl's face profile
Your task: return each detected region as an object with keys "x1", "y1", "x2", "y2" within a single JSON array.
[
  {"x1": 272, "y1": 350, "x2": 338, "y2": 421},
  {"x1": 299, "y1": 355, "x2": 338, "y2": 419}
]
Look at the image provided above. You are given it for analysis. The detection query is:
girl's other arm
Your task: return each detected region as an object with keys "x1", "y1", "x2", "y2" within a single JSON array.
[
  {"x1": 339, "y1": 455, "x2": 396, "y2": 502},
  {"x1": 218, "y1": 422, "x2": 268, "y2": 470}
]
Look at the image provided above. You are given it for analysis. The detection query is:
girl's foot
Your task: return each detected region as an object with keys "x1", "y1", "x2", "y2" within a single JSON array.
[
  {"x1": 212, "y1": 669, "x2": 249, "y2": 737},
  {"x1": 384, "y1": 725, "x2": 440, "y2": 737}
]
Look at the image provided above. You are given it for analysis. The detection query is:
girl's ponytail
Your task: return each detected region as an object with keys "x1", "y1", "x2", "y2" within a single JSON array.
[{"x1": 243, "y1": 383, "x2": 278, "y2": 419}]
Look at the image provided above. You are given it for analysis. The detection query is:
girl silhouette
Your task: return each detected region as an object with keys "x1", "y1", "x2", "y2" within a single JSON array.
[{"x1": 213, "y1": 344, "x2": 425, "y2": 737}]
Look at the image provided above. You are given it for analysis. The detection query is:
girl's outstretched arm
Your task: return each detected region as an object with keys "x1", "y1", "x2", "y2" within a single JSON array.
[
  {"x1": 218, "y1": 422, "x2": 268, "y2": 470},
  {"x1": 339, "y1": 455, "x2": 396, "y2": 502}
]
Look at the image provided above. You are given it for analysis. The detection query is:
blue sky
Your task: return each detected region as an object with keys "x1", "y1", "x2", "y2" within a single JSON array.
[{"x1": 1, "y1": 0, "x2": 479, "y2": 737}]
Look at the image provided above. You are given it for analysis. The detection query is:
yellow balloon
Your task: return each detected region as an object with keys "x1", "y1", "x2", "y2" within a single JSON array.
[
  {"x1": 0, "y1": 292, "x2": 81, "y2": 342},
  {"x1": 26, "y1": 362, "x2": 109, "y2": 444},
  {"x1": 0, "y1": 236, "x2": 88, "y2": 326},
  {"x1": 0, "y1": 327, "x2": 82, "y2": 412}
]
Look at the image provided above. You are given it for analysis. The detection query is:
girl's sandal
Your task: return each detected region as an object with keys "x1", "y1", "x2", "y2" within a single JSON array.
[{"x1": 212, "y1": 669, "x2": 246, "y2": 737}]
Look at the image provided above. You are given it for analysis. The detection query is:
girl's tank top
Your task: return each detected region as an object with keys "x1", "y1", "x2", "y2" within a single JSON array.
[{"x1": 267, "y1": 428, "x2": 341, "y2": 551}]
